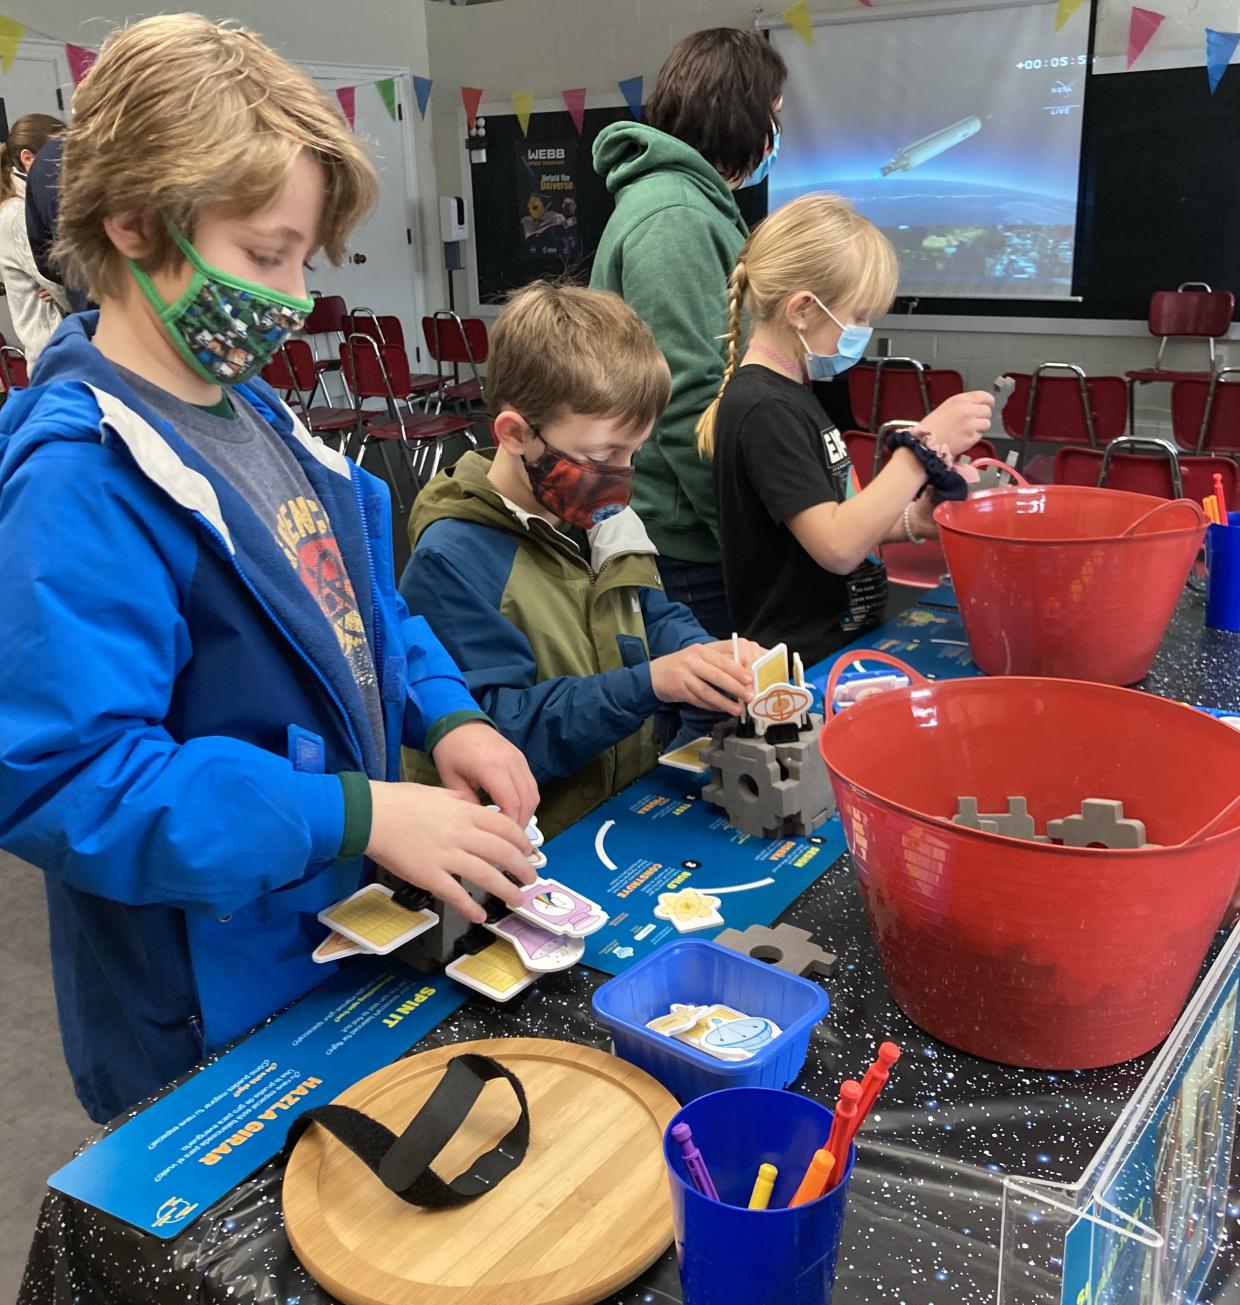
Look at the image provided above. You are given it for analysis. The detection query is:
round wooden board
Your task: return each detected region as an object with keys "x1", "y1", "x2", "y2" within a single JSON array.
[{"x1": 283, "y1": 1038, "x2": 679, "y2": 1305}]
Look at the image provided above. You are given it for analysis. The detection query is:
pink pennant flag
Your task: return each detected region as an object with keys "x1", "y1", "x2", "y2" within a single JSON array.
[
  {"x1": 562, "y1": 87, "x2": 587, "y2": 134},
  {"x1": 65, "y1": 43, "x2": 97, "y2": 85},
  {"x1": 1127, "y1": 6, "x2": 1165, "y2": 68},
  {"x1": 335, "y1": 86, "x2": 356, "y2": 131},
  {"x1": 461, "y1": 86, "x2": 484, "y2": 134}
]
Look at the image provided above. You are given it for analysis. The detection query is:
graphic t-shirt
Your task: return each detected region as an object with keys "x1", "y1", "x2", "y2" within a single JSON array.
[
  {"x1": 119, "y1": 368, "x2": 385, "y2": 754},
  {"x1": 713, "y1": 364, "x2": 888, "y2": 665}
]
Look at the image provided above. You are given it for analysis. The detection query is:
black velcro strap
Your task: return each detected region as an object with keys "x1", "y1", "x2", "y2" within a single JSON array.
[{"x1": 286, "y1": 1053, "x2": 529, "y2": 1209}]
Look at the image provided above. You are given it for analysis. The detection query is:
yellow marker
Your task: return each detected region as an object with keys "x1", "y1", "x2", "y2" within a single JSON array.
[
  {"x1": 788, "y1": 1148, "x2": 835, "y2": 1207},
  {"x1": 748, "y1": 1163, "x2": 778, "y2": 1210}
]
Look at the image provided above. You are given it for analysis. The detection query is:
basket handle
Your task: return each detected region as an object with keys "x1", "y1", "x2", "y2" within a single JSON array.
[
  {"x1": 824, "y1": 650, "x2": 928, "y2": 718},
  {"x1": 967, "y1": 457, "x2": 1030, "y2": 487},
  {"x1": 1182, "y1": 792, "x2": 1240, "y2": 846},
  {"x1": 1121, "y1": 498, "x2": 1206, "y2": 537}
]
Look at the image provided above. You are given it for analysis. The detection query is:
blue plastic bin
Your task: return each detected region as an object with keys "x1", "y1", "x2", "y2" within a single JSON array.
[
  {"x1": 591, "y1": 939, "x2": 830, "y2": 1102},
  {"x1": 665, "y1": 1087, "x2": 855, "y2": 1305},
  {"x1": 1205, "y1": 512, "x2": 1240, "y2": 633}
]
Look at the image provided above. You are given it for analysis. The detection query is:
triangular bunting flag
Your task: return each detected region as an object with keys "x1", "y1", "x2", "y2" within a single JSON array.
[
  {"x1": 511, "y1": 91, "x2": 534, "y2": 135},
  {"x1": 782, "y1": 0, "x2": 814, "y2": 42},
  {"x1": 1205, "y1": 28, "x2": 1240, "y2": 92},
  {"x1": 619, "y1": 75, "x2": 644, "y2": 120},
  {"x1": 335, "y1": 85, "x2": 356, "y2": 131},
  {"x1": 0, "y1": 16, "x2": 24, "y2": 75},
  {"x1": 377, "y1": 78, "x2": 398, "y2": 121},
  {"x1": 1126, "y1": 7, "x2": 1164, "y2": 68},
  {"x1": 562, "y1": 87, "x2": 587, "y2": 134},
  {"x1": 65, "y1": 43, "x2": 97, "y2": 85},
  {"x1": 412, "y1": 75, "x2": 433, "y2": 120},
  {"x1": 461, "y1": 86, "x2": 484, "y2": 134},
  {"x1": 1055, "y1": 0, "x2": 1087, "y2": 31}
]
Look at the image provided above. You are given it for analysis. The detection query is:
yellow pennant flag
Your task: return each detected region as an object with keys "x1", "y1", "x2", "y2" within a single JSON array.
[
  {"x1": 783, "y1": 0, "x2": 814, "y2": 44},
  {"x1": 0, "y1": 14, "x2": 25, "y2": 73},
  {"x1": 511, "y1": 90, "x2": 534, "y2": 136},
  {"x1": 1055, "y1": 0, "x2": 1087, "y2": 29}
]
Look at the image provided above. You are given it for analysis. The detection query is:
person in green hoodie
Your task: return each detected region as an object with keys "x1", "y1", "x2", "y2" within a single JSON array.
[{"x1": 591, "y1": 28, "x2": 787, "y2": 638}]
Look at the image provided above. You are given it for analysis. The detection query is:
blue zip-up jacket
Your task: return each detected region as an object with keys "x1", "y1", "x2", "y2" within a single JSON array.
[{"x1": 0, "y1": 315, "x2": 485, "y2": 1122}]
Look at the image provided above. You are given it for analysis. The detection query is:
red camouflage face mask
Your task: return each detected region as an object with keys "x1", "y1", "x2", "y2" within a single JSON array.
[{"x1": 522, "y1": 430, "x2": 635, "y2": 530}]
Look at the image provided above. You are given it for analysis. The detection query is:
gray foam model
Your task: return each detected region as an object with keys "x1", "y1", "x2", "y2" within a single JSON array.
[
  {"x1": 1046, "y1": 799, "x2": 1151, "y2": 849},
  {"x1": 701, "y1": 714, "x2": 836, "y2": 840},
  {"x1": 715, "y1": 923, "x2": 838, "y2": 979},
  {"x1": 953, "y1": 796, "x2": 1050, "y2": 841}
]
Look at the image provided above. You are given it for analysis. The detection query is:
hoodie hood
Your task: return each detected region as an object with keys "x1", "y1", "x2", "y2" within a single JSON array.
[{"x1": 593, "y1": 122, "x2": 741, "y2": 226}]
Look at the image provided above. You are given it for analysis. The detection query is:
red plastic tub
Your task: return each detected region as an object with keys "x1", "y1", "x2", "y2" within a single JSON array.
[
  {"x1": 934, "y1": 465, "x2": 1206, "y2": 684},
  {"x1": 819, "y1": 652, "x2": 1240, "y2": 1069}
]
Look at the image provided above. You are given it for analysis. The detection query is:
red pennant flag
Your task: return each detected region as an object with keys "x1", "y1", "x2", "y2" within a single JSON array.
[
  {"x1": 65, "y1": 43, "x2": 97, "y2": 85},
  {"x1": 335, "y1": 86, "x2": 356, "y2": 131},
  {"x1": 1127, "y1": 6, "x2": 1165, "y2": 68},
  {"x1": 562, "y1": 87, "x2": 587, "y2": 134},
  {"x1": 461, "y1": 86, "x2": 484, "y2": 134}
]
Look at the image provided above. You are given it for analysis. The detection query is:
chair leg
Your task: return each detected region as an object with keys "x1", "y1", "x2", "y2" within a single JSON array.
[
  {"x1": 375, "y1": 439, "x2": 407, "y2": 513},
  {"x1": 427, "y1": 438, "x2": 446, "y2": 481}
]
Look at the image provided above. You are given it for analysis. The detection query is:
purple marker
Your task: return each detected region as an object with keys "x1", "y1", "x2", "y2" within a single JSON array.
[{"x1": 671, "y1": 1122, "x2": 719, "y2": 1201}]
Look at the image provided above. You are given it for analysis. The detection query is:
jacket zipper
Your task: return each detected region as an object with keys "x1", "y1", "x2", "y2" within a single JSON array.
[{"x1": 351, "y1": 472, "x2": 391, "y2": 779}]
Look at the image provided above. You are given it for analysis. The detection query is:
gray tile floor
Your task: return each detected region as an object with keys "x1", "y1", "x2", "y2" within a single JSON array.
[{"x1": 0, "y1": 851, "x2": 91, "y2": 1302}]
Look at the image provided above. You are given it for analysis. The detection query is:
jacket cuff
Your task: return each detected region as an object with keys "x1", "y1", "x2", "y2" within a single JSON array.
[
  {"x1": 336, "y1": 771, "x2": 373, "y2": 860},
  {"x1": 301, "y1": 771, "x2": 348, "y2": 863},
  {"x1": 619, "y1": 662, "x2": 661, "y2": 718},
  {"x1": 426, "y1": 708, "x2": 493, "y2": 757}
]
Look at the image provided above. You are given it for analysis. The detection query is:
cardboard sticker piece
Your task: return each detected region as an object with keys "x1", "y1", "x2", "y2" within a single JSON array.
[
  {"x1": 658, "y1": 736, "x2": 712, "y2": 774},
  {"x1": 485, "y1": 913, "x2": 584, "y2": 972},
  {"x1": 528, "y1": 847, "x2": 548, "y2": 871},
  {"x1": 512, "y1": 877, "x2": 607, "y2": 937},
  {"x1": 645, "y1": 1003, "x2": 711, "y2": 1037},
  {"x1": 487, "y1": 806, "x2": 544, "y2": 848},
  {"x1": 653, "y1": 887, "x2": 725, "y2": 933},
  {"x1": 312, "y1": 930, "x2": 365, "y2": 964},
  {"x1": 445, "y1": 938, "x2": 537, "y2": 1002},
  {"x1": 751, "y1": 642, "x2": 791, "y2": 696},
  {"x1": 672, "y1": 1004, "x2": 784, "y2": 1062},
  {"x1": 317, "y1": 884, "x2": 439, "y2": 955}
]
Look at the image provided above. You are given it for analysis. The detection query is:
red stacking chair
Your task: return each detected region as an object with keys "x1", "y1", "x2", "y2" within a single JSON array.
[
  {"x1": 1126, "y1": 282, "x2": 1235, "y2": 432},
  {"x1": 1170, "y1": 371, "x2": 1240, "y2": 457},
  {"x1": 1054, "y1": 437, "x2": 1239, "y2": 503},
  {"x1": 340, "y1": 334, "x2": 474, "y2": 511},
  {"x1": 302, "y1": 293, "x2": 347, "y2": 389},
  {"x1": 345, "y1": 309, "x2": 441, "y2": 406},
  {"x1": 847, "y1": 357, "x2": 964, "y2": 432},
  {"x1": 0, "y1": 344, "x2": 29, "y2": 394},
  {"x1": 261, "y1": 341, "x2": 359, "y2": 446},
  {"x1": 1000, "y1": 364, "x2": 1128, "y2": 475},
  {"x1": 422, "y1": 311, "x2": 488, "y2": 412}
]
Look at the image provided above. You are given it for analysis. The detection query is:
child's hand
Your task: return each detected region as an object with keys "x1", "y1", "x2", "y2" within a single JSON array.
[
  {"x1": 365, "y1": 782, "x2": 536, "y2": 923},
  {"x1": 919, "y1": 391, "x2": 994, "y2": 458},
  {"x1": 650, "y1": 640, "x2": 762, "y2": 714},
  {"x1": 431, "y1": 720, "x2": 539, "y2": 829}
]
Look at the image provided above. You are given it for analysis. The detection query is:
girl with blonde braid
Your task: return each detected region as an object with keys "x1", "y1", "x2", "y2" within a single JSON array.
[{"x1": 699, "y1": 194, "x2": 994, "y2": 663}]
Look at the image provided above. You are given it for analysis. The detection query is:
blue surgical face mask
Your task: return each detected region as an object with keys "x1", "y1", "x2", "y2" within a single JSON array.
[
  {"x1": 738, "y1": 125, "x2": 781, "y2": 190},
  {"x1": 798, "y1": 294, "x2": 872, "y2": 380}
]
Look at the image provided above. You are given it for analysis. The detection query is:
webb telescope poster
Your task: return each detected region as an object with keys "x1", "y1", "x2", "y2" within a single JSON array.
[{"x1": 516, "y1": 140, "x2": 581, "y2": 267}]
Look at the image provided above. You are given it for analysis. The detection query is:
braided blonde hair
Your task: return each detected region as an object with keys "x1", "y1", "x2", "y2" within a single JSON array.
[{"x1": 696, "y1": 193, "x2": 899, "y2": 455}]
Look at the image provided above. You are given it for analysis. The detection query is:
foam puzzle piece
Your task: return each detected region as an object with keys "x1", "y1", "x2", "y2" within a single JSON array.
[
  {"x1": 1046, "y1": 799, "x2": 1151, "y2": 849},
  {"x1": 714, "y1": 923, "x2": 838, "y2": 980},
  {"x1": 952, "y1": 796, "x2": 1050, "y2": 841},
  {"x1": 701, "y1": 714, "x2": 836, "y2": 840},
  {"x1": 653, "y1": 887, "x2": 725, "y2": 933}
]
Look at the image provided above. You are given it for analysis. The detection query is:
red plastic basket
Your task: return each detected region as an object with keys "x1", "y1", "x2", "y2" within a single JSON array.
[
  {"x1": 819, "y1": 652, "x2": 1240, "y2": 1069},
  {"x1": 934, "y1": 463, "x2": 1206, "y2": 684}
]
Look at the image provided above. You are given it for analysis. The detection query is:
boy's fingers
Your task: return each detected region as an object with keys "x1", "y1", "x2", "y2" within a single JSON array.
[
  {"x1": 695, "y1": 646, "x2": 752, "y2": 692},
  {"x1": 689, "y1": 676, "x2": 744, "y2": 715},
  {"x1": 473, "y1": 804, "x2": 533, "y2": 855},
  {"x1": 421, "y1": 870, "x2": 488, "y2": 923},
  {"x1": 457, "y1": 853, "x2": 531, "y2": 904}
]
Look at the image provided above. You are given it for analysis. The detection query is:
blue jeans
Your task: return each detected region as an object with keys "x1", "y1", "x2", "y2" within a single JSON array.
[
  {"x1": 656, "y1": 556, "x2": 732, "y2": 640},
  {"x1": 654, "y1": 557, "x2": 732, "y2": 750}
]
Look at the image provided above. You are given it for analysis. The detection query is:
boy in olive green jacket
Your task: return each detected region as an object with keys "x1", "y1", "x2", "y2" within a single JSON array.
[{"x1": 400, "y1": 283, "x2": 762, "y2": 836}]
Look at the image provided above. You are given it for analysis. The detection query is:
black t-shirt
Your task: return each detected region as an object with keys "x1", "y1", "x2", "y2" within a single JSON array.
[{"x1": 713, "y1": 364, "x2": 887, "y2": 665}]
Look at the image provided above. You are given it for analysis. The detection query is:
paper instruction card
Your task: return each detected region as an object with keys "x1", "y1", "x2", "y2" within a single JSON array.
[{"x1": 317, "y1": 883, "x2": 438, "y2": 955}]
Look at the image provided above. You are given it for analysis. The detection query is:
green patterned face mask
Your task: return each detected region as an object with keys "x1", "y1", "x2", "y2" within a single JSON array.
[{"x1": 129, "y1": 218, "x2": 314, "y2": 386}]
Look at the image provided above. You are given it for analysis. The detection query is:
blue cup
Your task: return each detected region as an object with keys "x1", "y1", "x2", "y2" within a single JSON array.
[
  {"x1": 1206, "y1": 512, "x2": 1240, "y2": 633},
  {"x1": 664, "y1": 1087, "x2": 855, "y2": 1305}
]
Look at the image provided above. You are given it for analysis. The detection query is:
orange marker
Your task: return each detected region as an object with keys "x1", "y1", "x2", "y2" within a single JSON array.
[
  {"x1": 1214, "y1": 473, "x2": 1229, "y2": 523},
  {"x1": 823, "y1": 1079, "x2": 863, "y2": 1182},
  {"x1": 788, "y1": 1147, "x2": 835, "y2": 1207},
  {"x1": 1205, "y1": 495, "x2": 1220, "y2": 525}
]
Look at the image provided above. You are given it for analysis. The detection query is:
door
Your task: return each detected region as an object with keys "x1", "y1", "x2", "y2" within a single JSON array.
[{"x1": 299, "y1": 65, "x2": 429, "y2": 364}]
